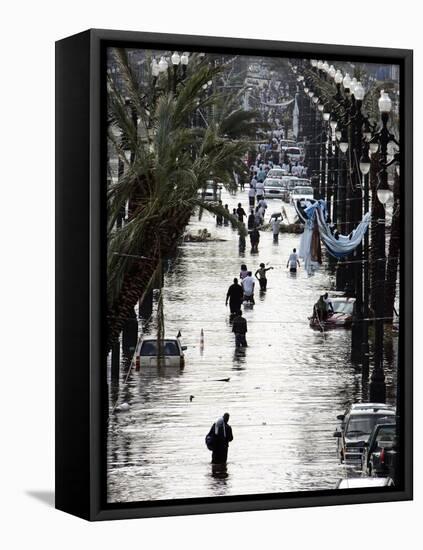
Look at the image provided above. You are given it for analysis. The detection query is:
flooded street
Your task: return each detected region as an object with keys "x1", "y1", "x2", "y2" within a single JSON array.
[{"x1": 107, "y1": 187, "x2": 397, "y2": 503}]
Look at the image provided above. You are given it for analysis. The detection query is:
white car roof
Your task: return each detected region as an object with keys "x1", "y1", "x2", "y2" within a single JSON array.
[
  {"x1": 350, "y1": 402, "x2": 392, "y2": 409},
  {"x1": 349, "y1": 408, "x2": 395, "y2": 417},
  {"x1": 142, "y1": 337, "x2": 179, "y2": 343}
]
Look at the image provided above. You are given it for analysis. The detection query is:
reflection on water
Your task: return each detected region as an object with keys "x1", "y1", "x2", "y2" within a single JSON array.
[{"x1": 107, "y1": 188, "x2": 398, "y2": 503}]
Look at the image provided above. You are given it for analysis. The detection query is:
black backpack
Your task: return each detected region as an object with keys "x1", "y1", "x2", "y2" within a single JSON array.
[{"x1": 205, "y1": 425, "x2": 216, "y2": 451}]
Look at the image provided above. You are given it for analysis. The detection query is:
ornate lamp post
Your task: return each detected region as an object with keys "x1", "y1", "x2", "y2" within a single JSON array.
[
  {"x1": 350, "y1": 80, "x2": 366, "y2": 363},
  {"x1": 369, "y1": 91, "x2": 395, "y2": 403}
]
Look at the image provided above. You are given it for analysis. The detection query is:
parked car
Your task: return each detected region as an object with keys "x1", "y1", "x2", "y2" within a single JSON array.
[
  {"x1": 335, "y1": 477, "x2": 394, "y2": 489},
  {"x1": 290, "y1": 185, "x2": 314, "y2": 203},
  {"x1": 333, "y1": 404, "x2": 396, "y2": 465},
  {"x1": 335, "y1": 401, "x2": 394, "y2": 430},
  {"x1": 197, "y1": 180, "x2": 222, "y2": 202},
  {"x1": 280, "y1": 139, "x2": 297, "y2": 153},
  {"x1": 264, "y1": 178, "x2": 286, "y2": 198},
  {"x1": 266, "y1": 168, "x2": 288, "y2": 179},
  {"x1": 362, "y1": 423, "x2": 398, "y2": 478},
  {"x1": 285, "y1": 146, "x2": 304, "y2": 163},
  {"x1": 280, "y1": 176, "x2": 299, "y2": 201},
  {"x1": 136, "y1": 337, "x2": 187, "y2": 368},
  {"x1": 309, "y1": 296, "x2": 356, "y2": 330}
]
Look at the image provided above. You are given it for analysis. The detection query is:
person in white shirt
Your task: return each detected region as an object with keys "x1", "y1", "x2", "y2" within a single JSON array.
[
  {"x1": 248, "y1": 184, "x2": 256, "y2": 208},
  {"x1": 258, "y1": 203, "x2": 267, "y2": 221},
  {"x1": 242, "y1": 272, "x2": 255, "y2": 304},
  {"x1": 281, "y1": 161, "x2": 290, "y2": 173},
  {"x1": 255, "y1": 180, "x2": 265, "y2": 200},
  {"x1": 271, "y1": 216, "x2": 281, "y2": 242},
  {"x1": 291, "y1": 163, "x2": 300, "y2": 176},
  {"x1": 286, "y1": 248, "x2": 300, "y2": 273}
]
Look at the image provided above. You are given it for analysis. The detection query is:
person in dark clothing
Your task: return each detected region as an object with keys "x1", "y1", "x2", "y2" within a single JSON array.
[
  {"x1": 207, "y1": 413, "x2": 234, "y2": 464},
  {"x1": 247, "y1": 209, "x2": 255, "y2": 230},
  {"x1": 223, "y1": 204, "x2": 230, "y2": 226},
  {"x1": 225, "y1": 278, "x2": 244, "y2": 316},
  {"x1": 250, "y1": 227, "x2": 260, "y2": 252},
  {"x1": 236, "y1": 203, "x2": 247, "y2": 223},
  {"x1": 232, "y1": 310, "x2": 247, "y2": 347},
  {"x1": 216, "y1": 200, "x2": 223, "y2": 226},
  {"x1": 238, "y1": 226, "x2": 246, "y2": 252}
]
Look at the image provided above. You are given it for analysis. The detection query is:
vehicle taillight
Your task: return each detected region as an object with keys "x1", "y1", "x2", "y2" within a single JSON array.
[{"x1": 380, "y1": 448, "x2": 385, "y2": 464}]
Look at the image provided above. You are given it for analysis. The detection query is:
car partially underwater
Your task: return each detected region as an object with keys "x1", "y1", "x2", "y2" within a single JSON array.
[
  {"x1": 135, "y1": 337, "x2": 187, "y2": 369},
  {"x1": 309, "y1": 296, "x2": 356, "y2": 330}
]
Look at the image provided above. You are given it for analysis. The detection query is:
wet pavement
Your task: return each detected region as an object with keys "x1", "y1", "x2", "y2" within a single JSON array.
[{"x1": 107, "y1": 186, "x2": 398, "y2": 503}]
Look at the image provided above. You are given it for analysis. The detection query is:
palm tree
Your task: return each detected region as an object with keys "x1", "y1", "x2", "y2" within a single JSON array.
[{"x1": 106, "y1": 49, "x2": 262, "y2": 352}]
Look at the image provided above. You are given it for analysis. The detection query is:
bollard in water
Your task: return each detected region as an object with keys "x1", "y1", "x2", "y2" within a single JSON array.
[{"x1": 200, "y1": 329, "x2": 204, "y2": 354}]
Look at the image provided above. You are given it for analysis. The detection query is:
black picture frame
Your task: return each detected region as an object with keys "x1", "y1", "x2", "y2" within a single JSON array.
[{"x1": 55, "y1": 28, "x2": 413, "y2": 521}]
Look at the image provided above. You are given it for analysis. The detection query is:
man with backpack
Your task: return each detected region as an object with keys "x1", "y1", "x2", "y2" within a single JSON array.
[{"x1": 205, "y1": 413, "x2": 234, "y2": 464}]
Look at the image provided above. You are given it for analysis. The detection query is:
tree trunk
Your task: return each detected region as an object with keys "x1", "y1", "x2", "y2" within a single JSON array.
[{"x1": 107, "y1": 211, "x2": 191, "y2": 353}]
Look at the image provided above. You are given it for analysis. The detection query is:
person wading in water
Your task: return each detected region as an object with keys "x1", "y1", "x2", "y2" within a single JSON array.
[
  {"x1": 225, "y1": 278, "x2": 244, "y2": 319},
  {"x1": 286, "y1": 247, "x2": 300, "y2": 273},
  {"x1": 232, "y1": 310, "x2": 248, "y2": 347},
  {"x1": 255, "y1": 262, "x2": 274, "y2": 292},
  {"x1": 206, "y1": 413, "x2": 234, "y2": 465}
]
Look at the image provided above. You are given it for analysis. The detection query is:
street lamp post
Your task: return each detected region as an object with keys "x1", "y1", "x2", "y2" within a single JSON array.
[
  {"x1": 360, "y1": 140, "x2": 371, "y2": 371},
  {"x1": 171, "y1": 51, "x2": 181, "y2": 93},
  {"x1": 369, "y1": 91, "x2": 395, "y2": 403},
  {"x1": 350, "y1": 81, "x2": 366, "y2": 363}
]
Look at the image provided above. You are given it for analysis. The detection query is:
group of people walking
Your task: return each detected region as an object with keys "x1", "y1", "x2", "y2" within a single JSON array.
[
  {"x1": 225, "y1": 261, "x2": 273, "y2": 348},
  {"x1": 225, "y1": 248, "x2": 301, "y2": 349}
]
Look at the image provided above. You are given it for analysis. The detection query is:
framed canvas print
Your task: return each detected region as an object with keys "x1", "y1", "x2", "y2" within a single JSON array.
[{"x1": 55, "y1": 29, "x2": 413, "y2": 520}]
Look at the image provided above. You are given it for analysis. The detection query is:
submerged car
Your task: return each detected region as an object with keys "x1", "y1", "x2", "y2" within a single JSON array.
[
  {"x1": 309, "y1": 296, "x2": 356, "y2": 330},
  {"x1": 335, "y1": 477, "x2": 394, "y2": 489},
  {"x1": 334, "y1": 404, "x2": 396, "y2": 465},
  {"x1": 264, "y1": 177, "x2": 285, "y2": 198},
  {"x1": 136, "y1": 337, "x2": 187, "y2": 368},
  {"x1": 362, "y1": 423, "x2": 398, "y2": 478}
]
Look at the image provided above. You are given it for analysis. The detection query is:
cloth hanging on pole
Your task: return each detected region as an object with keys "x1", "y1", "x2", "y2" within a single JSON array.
[
  {"x1": 308, "y1": 201, "x2": 371, "y2": 259},
  {"x1": 303, "y1": 200, "x2": 371, "y2": 259},
  {"x1": 293, "y1": 198, "x2": 317, "y2": 224},
  {"x1": 299, "y1": 200, "x2": 370, "y2": 274},
  {"x1": 298, "y1": 218, "x2": 321, "y2": 274}
]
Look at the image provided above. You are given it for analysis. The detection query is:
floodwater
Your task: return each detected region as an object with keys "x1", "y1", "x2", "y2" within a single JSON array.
[{"x1": 107, "y1": 187, "x2": 398, "y2": 503}]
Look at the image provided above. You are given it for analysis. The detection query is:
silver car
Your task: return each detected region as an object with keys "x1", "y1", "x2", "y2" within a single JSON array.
[
  {"x1": 137, "y1": 338, "x2": 187, "y2": 368},
  {"x1": 263, "y1": 177, "x2": 285, "y2": 198}
]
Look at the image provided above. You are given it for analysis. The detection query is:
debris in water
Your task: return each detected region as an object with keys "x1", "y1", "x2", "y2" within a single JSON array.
[{"x1": 115, "y1": 402, "x2": 130, "y2": 412}]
